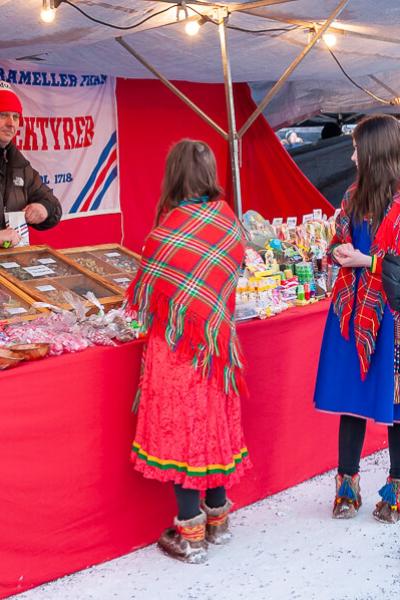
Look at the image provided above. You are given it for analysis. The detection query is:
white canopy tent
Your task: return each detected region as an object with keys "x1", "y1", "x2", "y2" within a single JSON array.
[{"x1": 1, "y1": 0, "x2": 400, "y2": 128}]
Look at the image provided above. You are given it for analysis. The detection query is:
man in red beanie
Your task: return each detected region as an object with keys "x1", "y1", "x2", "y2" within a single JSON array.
[{"x1": 0, "y1": 81, "x2": 62, "y2": 247}]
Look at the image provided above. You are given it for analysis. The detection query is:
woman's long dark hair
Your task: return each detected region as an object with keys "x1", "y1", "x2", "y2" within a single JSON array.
[
  {"x1": 155, "y1": 139, "x2": 221, "y2": 225},
  {"x1": 349, "y1": 114, "x2": 400, "y2": 234}
]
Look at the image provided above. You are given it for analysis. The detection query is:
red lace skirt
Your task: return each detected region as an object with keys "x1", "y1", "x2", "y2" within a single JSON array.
[{"x1": 131, "y1": 333, "x2": 251, "y2": 490}]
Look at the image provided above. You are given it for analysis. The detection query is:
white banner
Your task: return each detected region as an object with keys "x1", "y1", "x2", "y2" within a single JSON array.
[{"x1": 0, "y1": 62, "x2": 119, "y2": 219}]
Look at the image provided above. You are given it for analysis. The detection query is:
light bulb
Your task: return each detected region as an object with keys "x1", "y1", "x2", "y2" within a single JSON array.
[
  {"x1": 40, "y1": 7, "x2": 55, "y2": 22},
  {"x1": 185, "y1": 20, "x2": 200, "y2": 36},
  {"x1": 323, "y1": 33, "x2": 337, "y2": 48}
]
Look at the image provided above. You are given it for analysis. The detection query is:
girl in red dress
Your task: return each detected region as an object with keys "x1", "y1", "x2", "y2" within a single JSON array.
[{"x1": 126, "y1": 140, "x2": 251, "y2": 563}]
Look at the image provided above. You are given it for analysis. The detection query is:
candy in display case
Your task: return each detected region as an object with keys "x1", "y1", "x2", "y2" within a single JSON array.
[
  {"x1": 61, "y1": 244, "x2": 140, "y2": 292},
  {"x1": 0, "y1": 273, "x2": 47, "y2": 324},
  {"x1": 0, "y1": 246, "x2": 123, "y2": 312}
]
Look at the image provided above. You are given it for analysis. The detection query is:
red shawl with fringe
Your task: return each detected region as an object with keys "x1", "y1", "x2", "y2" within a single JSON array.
[
  {"x1": 126, "y1": 199, "x2": 245, "y2": 396},
  {"x1": 330, "y1": 185, "x2": 400, "y2": 388}
]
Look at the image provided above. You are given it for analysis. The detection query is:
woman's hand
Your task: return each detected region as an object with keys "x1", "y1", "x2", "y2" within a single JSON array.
[
  {"x1": 336, "y1": 247, "x2": 372, "y2": 268},
  {"x1": 0, "y1": 227, "x2": 21, "y2": 247},
  {"x1": 332, "y1": 243, "x2": 355, "y2": 262}
]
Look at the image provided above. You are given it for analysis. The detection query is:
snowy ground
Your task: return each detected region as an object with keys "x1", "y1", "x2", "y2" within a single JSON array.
[{"x1": 11, "y1": 450, "x2": 399, "y2": 600}]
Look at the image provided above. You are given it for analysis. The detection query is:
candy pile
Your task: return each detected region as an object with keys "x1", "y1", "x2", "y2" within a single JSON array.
[{"x1": 236, "y1": 210, "x2": 339, "y2": 321}]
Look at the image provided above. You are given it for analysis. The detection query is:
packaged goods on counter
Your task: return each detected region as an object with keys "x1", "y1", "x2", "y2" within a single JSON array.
[{"x1": 235, "y1": 209, "x2": 338, "y2": 321}]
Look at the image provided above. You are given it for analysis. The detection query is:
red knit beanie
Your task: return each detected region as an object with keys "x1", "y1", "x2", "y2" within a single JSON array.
[{"x1": 0, "y1": 81, "x2": 23, "y2": 115}]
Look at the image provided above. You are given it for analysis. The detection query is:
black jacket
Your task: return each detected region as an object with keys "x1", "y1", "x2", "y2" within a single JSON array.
[
  {"x1": 382, "y1": 254, "x2": 400, "y2": 312},
  {"x1": 0, "y1": 143, "x2": 62, "y2": 230}
]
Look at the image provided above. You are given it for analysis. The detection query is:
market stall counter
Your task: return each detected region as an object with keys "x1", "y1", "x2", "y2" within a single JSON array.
[{"x1": 0, "y1": 300, "x2": 387, "y2": 598}]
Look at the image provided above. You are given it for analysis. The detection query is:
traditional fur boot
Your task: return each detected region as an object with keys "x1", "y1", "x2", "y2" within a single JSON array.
[
  {"x1": 373, "y1": 477, "x2": 400, "y2": 524},
  {"x1": 332, "y1": 473, "x2": 362, "y2": 519},
  {"x1": 157, "y1": 510, "x2": 208, "y2": 564},
  {"x1": 202, "y1": 499, "x2": 233, "y2": 544}
]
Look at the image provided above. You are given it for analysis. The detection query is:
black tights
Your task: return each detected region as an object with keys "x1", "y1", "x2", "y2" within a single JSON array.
[
  {"x1": 338, "y1": 414, "x2": 400, "y2": 479},
  {"x1": 174, "y1": 484, "x2": 226, "y2": 520}
]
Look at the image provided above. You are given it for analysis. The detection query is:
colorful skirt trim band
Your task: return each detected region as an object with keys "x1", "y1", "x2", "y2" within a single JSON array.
[{"x1": 131, "y1": 441, "x2": 249, "y2": 476}]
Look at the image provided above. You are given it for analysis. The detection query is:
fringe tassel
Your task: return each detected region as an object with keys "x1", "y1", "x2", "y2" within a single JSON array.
[
  {"x1": 125, "y1": 287, "x2": 246, "y2": 398},
  {"x1": 378, "y1": 480, "x2": 398, "y2": 509},
  {"x1": 337, "y1": 478, "x2": 357, "y2": 502}
]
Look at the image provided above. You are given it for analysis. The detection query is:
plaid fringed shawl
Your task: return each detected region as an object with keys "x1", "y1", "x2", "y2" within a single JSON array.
[
  {"x1": 330, "y1": 185, "x2": 400, "y2": 395},
  {"x1": 126, "y1": 199, "x2": 245, "y2": 396}
]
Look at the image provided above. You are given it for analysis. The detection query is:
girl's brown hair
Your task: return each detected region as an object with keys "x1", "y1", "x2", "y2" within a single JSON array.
[
  {"x1": 349, "y1": 114, "x2": 400, "y2": 233},
  {"x1": 155, "y1": 139, "x2": 221, "y2": 225}
]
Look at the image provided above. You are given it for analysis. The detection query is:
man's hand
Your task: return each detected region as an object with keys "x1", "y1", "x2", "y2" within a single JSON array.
[
  {"x1": 23, "y1": 203, "x2": 48, "y2": 225},
  {"x1": 0, "y1": 227, "x2": 21, "y2": 247}
]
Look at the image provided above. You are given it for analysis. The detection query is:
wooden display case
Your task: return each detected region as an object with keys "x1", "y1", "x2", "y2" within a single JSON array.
[
  {"x1": 0, "y1": 273, "x2": 48, "y2": 324},
  {"x1": 0, "y1": 245, "x2": 123, "y2": 312},
  {"x1": 61, "y1": 244, "x2": 140, "y2": 293}
]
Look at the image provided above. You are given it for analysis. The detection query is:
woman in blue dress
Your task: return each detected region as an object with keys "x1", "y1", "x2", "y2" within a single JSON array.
[{"x1": 314, "y1": 114, "x2": 400, "y2": 523}]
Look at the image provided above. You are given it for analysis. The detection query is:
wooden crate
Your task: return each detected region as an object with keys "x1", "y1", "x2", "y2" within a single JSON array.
[
  {"x1": 0, "y1": 273, "x2": 48, "y2": 324},
  {"x1": 0, "y1": 245, "x2": 123, "y2": 312},
  {"x1": 61, "y1": 244, "x2": 140, "y2": 293}
]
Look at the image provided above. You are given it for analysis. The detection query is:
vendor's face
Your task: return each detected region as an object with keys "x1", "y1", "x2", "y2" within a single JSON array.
[
  {"x1": 351, "y1": 141, "x2": 358, "y2": 168},
  {"x1": 0, "y1": 112, "x2": 20, "y2": 147}
]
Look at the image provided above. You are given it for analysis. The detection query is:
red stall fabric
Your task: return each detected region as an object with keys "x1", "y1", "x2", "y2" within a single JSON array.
[
  {"x1": 28, "y1": 80, "x2": 333, "y2": 252},
  {"x1": 0, "y1": 303, "x2": 387, "y2": 598},
  {"x1": 231, "y1": 84, "x2": 334, "y2": 222},
  {"x1": 116, "y1": 79, "x2": 230, "y2": 252}
]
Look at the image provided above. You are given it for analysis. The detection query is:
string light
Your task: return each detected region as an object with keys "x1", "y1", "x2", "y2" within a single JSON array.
[
  {"x1": 40, "y1": 0, "x2": 61, "y2": 24},
  {"x1": 185, "y1": 19, "x2": 201, "y2": 36},
  {"x1": 323, "y1": 33, "x2": 337, "y2": 48}
]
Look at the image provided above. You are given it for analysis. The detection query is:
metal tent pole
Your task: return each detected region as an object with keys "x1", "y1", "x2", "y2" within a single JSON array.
[
  {"x1": 116, "y1": 37, "x2": 228, "y2": 140},
  {"x1": 218, "y1": 12, "x2": 243, "y2": 219}
]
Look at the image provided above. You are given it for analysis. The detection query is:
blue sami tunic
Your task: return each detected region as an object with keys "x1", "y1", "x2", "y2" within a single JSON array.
[{"x1": 314, "y1": 220, "x2": 400, "y2": 424}]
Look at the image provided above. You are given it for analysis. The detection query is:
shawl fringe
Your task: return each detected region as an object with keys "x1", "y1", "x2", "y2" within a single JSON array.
[{"x1": 126, "y1": 283, "x2": 247, "y2": 399}]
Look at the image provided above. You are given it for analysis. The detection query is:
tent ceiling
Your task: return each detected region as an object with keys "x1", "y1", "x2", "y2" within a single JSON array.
[{"x1": 1, "y1": 0, "x2": 400, "y2": 124}]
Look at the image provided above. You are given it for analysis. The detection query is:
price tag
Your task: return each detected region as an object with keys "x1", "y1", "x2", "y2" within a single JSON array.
[
  {"x1": 36, "y1": 284, "x2": 56, "y2": 292},
  {"x1": 105, "y1": 252, "x2": 121, "y2": 258},
  {"x1": 23, "y1": 265, "x2": 55, "y2": 277},
  {"x1": 302, "y1": 214, "x2": 313, "y2": 224},
  {"x1": 0, "y1": 262, "x2": 19, "y2": 269},
  {"x1": 37, "y1": 258, "x2": 56, "y2": 265},
  {"x1": 114, "y1": 277, "x2": 130, "y2": 284},
  {"x1": 272, "y1": 218, "x2": 283, "y2": 226},
  {"x1": 5, "y1": 306, "x2": 27, "y2": 315},
  {"x1": 313, "y1": 209, "x2": 323, "y2": 220},
  {"x1": 287, "y1": 217, "x2": 297, "y2": 228}
]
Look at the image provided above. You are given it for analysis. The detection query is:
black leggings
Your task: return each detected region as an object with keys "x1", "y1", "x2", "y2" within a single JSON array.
[
  {"x1": 338, "y1": 414, "x2": 400, "y2": 479},
  {"x1": 174, "y1": 484, "x2": 226, "y2": 521}
]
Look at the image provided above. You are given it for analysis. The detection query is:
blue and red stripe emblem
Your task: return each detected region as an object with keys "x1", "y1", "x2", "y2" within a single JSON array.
[{"x1": 69, "y1": 131, "x2": 118, "y2": 213}]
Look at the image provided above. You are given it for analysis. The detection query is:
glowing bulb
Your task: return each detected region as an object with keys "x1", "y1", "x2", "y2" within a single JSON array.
[
  {"x1": 40, "y1": 7, "x2": 56, "y2": 22},
  {"x1": 185, "y1": 20, "x2": 200, "y2": 36},
  {"x1": 323, "y1": 33, "x2": 337, "y2": 48}
]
